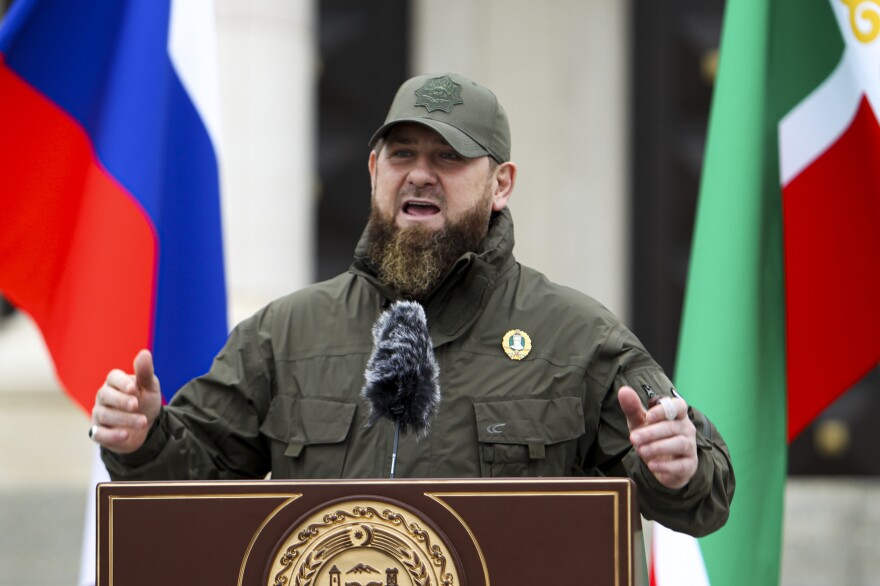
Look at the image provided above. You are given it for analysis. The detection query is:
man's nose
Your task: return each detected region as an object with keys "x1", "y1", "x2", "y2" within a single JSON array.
[{"x1": 406, "y1": 156, "x2": 437, "y2": 187}]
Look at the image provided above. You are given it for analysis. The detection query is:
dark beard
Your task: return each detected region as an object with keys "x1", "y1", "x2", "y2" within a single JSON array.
[{"x1": 367, "y1": 195, "x2": 492, "y2": 300}]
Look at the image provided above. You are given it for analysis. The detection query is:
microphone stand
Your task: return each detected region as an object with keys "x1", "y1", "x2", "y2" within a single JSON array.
[{"x1": 390, "y1": 405, "x2": 404, "y2": 479}]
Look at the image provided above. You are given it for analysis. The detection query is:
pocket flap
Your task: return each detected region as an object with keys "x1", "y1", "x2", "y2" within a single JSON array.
[
  {"x1": 260, "y1": 396, "x2": 357, "y2": 457},
  {"x1": 474, "y1": 397, "x2": 584, "y2": 446}
]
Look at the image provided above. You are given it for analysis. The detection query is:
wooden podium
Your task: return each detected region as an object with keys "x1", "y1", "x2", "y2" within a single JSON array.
[{"x1": 96, "y1": 478, "x2": 647, "y2": 585}]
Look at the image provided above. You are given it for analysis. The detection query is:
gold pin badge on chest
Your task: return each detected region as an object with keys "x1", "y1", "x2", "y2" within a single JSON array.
[{"x1": 502, "y1": 329, "x2": 532, "y2": 360}]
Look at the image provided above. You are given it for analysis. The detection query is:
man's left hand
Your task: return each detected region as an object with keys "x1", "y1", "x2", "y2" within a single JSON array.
[{"x1": 617, "y1": 385, "x2": 697, "y2": 489}]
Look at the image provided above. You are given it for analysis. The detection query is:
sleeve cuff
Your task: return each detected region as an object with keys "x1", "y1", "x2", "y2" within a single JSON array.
[
  {"x1": 626, "y1": 447, "x2": 713, "y2": 502},
  {"x1": 101, "y1": 410, "x2": 168, "y2": 473}
]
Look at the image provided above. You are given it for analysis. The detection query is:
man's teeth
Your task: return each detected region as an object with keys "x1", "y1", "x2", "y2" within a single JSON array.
[{"x1": 405, "y1": 202, "x2": 439, "y2": 214}]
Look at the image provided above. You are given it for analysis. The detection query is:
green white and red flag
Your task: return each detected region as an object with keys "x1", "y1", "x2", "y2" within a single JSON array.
[{"x1": 650, "y1": 0, "x2": 880, "y2": 585}]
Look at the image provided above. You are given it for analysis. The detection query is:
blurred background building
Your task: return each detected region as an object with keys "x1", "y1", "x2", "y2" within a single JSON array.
[{"x1": 0, "y1": 1, "x2": 877, "y2": 584}]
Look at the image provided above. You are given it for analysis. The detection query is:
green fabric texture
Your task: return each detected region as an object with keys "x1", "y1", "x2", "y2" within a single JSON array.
[{"x1": 675, "y1": 0, "x2": 843, "y2": 582}]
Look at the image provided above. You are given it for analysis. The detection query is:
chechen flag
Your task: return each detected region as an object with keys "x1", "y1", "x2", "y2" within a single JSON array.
[
  {"x1": 652, "y1": 1, "x2": 880, "y2": 585},
  {"x1": 0, "y1": 0, "x2": 228, "y2": 413}
]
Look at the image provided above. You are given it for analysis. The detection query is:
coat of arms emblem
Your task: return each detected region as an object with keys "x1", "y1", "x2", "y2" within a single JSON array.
[
  {"x1": 502, "y1": 329, "x2": 532, "y2": 360},
  {"x1": 267, "y1": 500, "x2": 460, "y2": 586}
]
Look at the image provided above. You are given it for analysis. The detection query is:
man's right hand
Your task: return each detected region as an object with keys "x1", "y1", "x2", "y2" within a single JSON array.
[{"x1": 90, "y1": 349, "x2": 163, "y2": 454}]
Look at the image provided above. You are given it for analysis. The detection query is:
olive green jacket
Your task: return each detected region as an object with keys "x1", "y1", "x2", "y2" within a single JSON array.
[{"x1": 104, "y1": 208, "x2": 734, "y2": 537}]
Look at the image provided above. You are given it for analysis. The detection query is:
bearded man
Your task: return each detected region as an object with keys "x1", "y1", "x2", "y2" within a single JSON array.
[{"x1": 92, "y1": 73, "x2": 734, "y2": 538}]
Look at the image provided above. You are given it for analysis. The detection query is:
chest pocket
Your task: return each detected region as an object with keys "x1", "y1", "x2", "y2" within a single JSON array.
[
  {"x1": 260, "y1": 396, "x2": 357, "y2": 479},
  {"x1": 474, "y1": 397, "x2": 585, "y2": 477}
]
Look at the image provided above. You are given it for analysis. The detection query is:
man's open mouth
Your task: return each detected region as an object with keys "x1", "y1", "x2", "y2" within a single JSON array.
[{"x1": 402, "y1": 201, "x2": 441, "y2": 216}]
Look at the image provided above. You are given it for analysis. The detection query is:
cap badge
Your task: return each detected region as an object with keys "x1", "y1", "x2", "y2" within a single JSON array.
[
  {"x1": 502, "y1": 329, "x2": 532, "y2": 361},
  {"x1": 414, "y1": 76, "x2": 464, "y2": 113}
]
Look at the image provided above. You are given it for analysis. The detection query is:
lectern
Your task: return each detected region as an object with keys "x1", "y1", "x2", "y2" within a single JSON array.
[{"x1": 97, "y1": 478, "x2": 647, "y2": 585}]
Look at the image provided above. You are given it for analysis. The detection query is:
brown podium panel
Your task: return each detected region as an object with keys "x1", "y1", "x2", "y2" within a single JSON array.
[{"x1": 97, "y1": 478, "x2": 647, "y2": 586}]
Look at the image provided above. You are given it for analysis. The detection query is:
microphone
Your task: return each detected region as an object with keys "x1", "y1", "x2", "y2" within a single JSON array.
[{"x1": 361, "y1": 300, "x2": 440, "y2": 477}]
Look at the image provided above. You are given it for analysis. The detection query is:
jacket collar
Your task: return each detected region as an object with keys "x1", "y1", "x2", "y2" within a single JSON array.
[{"x1": 350, "y1": 207, "x2": 517, "y2": 345}]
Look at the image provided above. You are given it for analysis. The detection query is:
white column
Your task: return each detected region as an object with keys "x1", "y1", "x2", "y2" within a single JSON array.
[
  {"x1": 412, "y1": 0, "x2": 631, "y2": 319},
  {"x1": 216, "y1": 0, "x2": 317, "y2": 325}
]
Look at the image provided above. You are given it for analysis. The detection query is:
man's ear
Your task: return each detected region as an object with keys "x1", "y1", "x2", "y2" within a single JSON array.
[
  {"x1": 368, "y1": 150, "x2": 378, "y2": 192},
  {"x1": 491, "y1": 161, "x2": 517, "y2": 212}
]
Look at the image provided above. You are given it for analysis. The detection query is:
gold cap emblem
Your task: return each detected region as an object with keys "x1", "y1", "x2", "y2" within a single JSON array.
[{"x1": 502, "y1": 329, "x2": 532, "y2": 360}]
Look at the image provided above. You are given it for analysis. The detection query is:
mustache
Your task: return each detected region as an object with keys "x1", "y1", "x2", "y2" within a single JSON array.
[{"x1": 399, "y1": 186, "x2": 444, "y2": 201}]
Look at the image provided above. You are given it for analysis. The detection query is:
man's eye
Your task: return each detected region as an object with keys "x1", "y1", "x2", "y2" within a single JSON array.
[
  {"x1": 440, "y1": 151, "x2": 462, "y2": 161},
  {"x1": 391, "y1": 149, "x2": 413, "y2": 158}
]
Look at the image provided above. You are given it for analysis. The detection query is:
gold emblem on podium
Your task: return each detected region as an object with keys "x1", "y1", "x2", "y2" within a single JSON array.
[{"x1": 267, "y1": 499, "x2": 460, "y2": 586}]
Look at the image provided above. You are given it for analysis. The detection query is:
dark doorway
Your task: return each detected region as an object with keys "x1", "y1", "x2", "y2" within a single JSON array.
[{"x1": 316, "y1": 0, "x2": 411, "y2": 281}]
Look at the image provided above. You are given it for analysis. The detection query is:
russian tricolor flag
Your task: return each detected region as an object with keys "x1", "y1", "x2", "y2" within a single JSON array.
[{"x1": 0, "y1": 0, "x2": 228, "y2": 411}]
